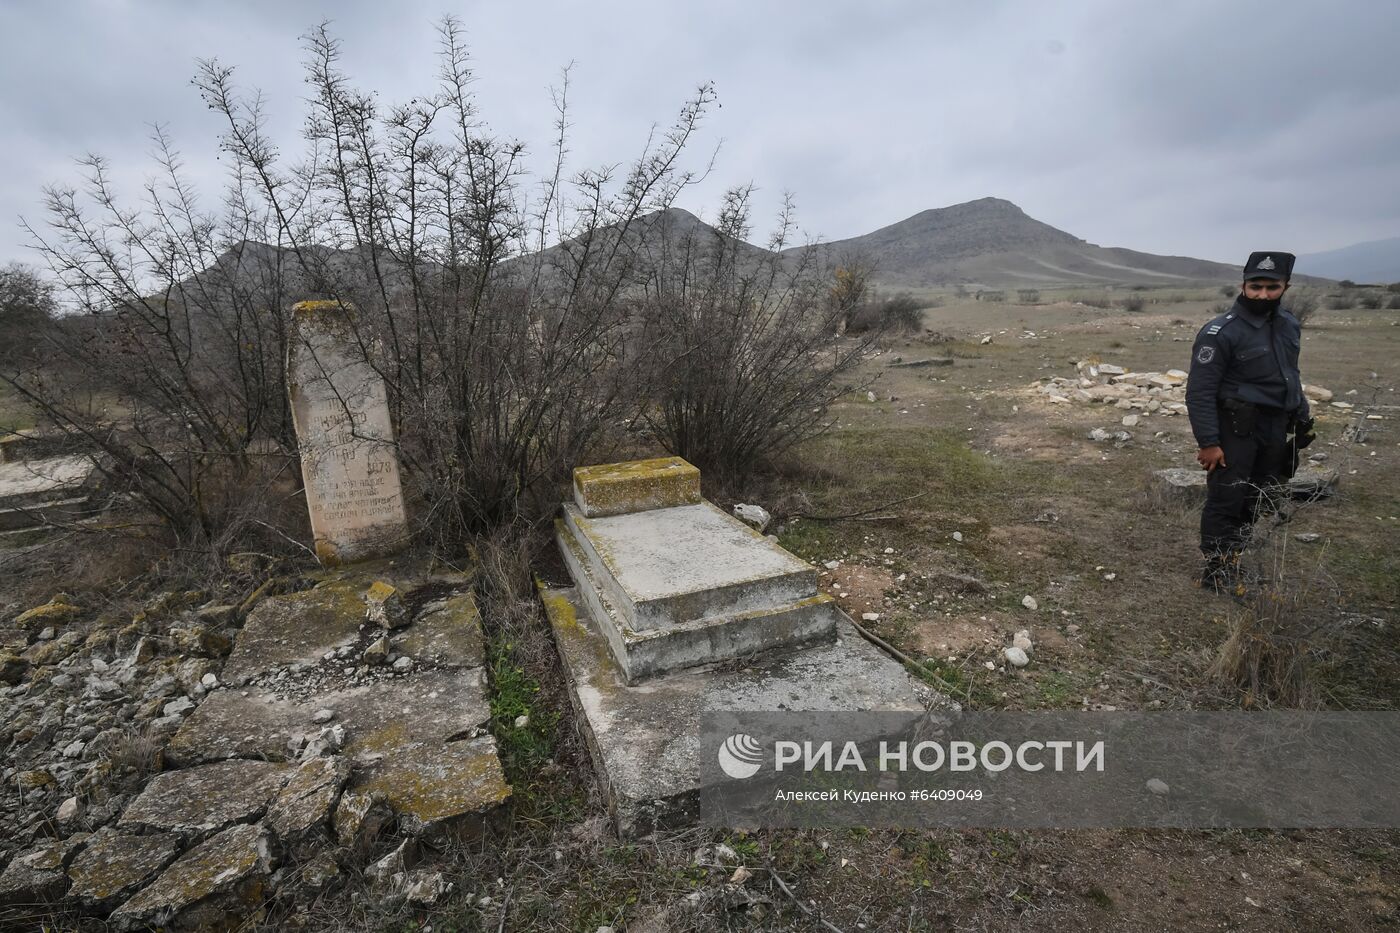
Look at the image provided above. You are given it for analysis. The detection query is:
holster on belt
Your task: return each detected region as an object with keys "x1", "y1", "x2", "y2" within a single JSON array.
[{"x1": 1221, "y1": 398, "x2": 1256, "y2": 438}]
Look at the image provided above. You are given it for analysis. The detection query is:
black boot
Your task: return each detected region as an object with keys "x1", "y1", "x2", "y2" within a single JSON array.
[{"x1": 1199, "y1": 552, "x2": 1245, "y2": 598}]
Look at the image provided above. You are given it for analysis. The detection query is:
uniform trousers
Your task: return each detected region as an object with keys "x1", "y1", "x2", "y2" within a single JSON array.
[{"x1": 1200, "y1": 405, "x2": 1296, "y2": 557}]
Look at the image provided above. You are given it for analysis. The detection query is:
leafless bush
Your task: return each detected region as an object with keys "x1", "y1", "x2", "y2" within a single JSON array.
[
  {"x1": 1329, "y1": 294, "x2": 1357, "y2": 310},
  {"x1": 1288, "y1": 288, "x2": 1320, "y2": 326},
  {"x1": 846, "y1": 294, "x2": 923, "y2": 335},
  {"x1": 1219, "y1": 285, "x2": 1237, "y2": 298},
  {"x1": 1120, "y1": 295, "x2": 1146, "y2": 312},
  {"x1": 7, "y1": 19, "x2": 739, "y2": 551},
  {"x1": 1357, "y1": 292, "x2": 1383, "y2": 310},
  {"x1": 976, "y1": 290, "x2": 1005, "y2": 303},
  {"x1": 3, "y1": 140, "x2": 306, "y2": 553},
  {"x1": 829, "y1": 251, "x2": 875, "y2": 333},
  {"x1": 1015, "y1": 289, "x2": 1040, "y2": 304},
  {"x1": 0, "y1": 264, "x2": 58, "y2": 369},
  {"x1": 1388, "y1": 295, "x2": 1400, "y2": 310},
  {"x1": 634, "y1": 190, "x2": 874, "y2": 484}
]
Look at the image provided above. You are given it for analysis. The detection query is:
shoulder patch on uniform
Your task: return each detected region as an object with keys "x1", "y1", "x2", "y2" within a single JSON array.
[{"x1": 1197, "y1": 345, "x2": 1216, "y2": 364}]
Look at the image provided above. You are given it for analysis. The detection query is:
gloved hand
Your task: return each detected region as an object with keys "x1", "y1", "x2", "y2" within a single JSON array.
[{"x1": 1293, "y1": 417, "x2": 1317, "y2": 450}]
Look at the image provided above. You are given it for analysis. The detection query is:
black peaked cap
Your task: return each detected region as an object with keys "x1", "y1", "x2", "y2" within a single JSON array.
[{"x1": 1243, "y1": 251, "x2": 1295, "y2": 281}]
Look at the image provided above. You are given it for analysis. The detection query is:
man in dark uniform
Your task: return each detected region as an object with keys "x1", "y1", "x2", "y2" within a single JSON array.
[{"x1": 1184, "y1": 251, "x2": 1316, "y2": 593}]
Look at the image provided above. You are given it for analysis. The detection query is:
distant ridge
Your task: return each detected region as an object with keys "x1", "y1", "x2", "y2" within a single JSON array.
[
  {"x1": 790, "y1": 197, "x2": 1246, "y2": 287},
  {"x1": 200, "y1": 198, "x2": 1333, "y2": 296},
  {"x1": 1299, "y1": 237, "x2": 1400, "y2": 284}
]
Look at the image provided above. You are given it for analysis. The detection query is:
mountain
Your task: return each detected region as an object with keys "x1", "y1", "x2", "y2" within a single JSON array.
[
  {"x1": 792, "y1": 197, "x2": 1244, "y2": 288},
  {"x1": 1298, "y1": 237, "x2": 1400, "y2": 284}
]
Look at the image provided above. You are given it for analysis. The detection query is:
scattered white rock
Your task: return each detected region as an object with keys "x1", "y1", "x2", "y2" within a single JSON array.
[
  {"x1": 952, "y1": 531, "x2": 963, "y2": 542},
  {"x1": 1294, "y1": 533, "x2": 1322, "y2": 543},
  {"x1": 729, "y1": 866, "x2": 752, "y2": 885},
  {"x1": 56, "y1": 796, "x2": 83, "y2": 823},
  {"x1": 1146, "y1": 778, "x2": 1170, "y2": 796},
  {"x1": 312, "y1": 708, "x2": 336, "y2": 725},
  {"x1": 732, "y1": 503, "x2": 771, "y2": 532},
  {"x1": 200, "y1": 672, "x2": 219, "y2": 688},
  {"x1": 399, "y1": 869, "x2": 453, "y2": 908},
  {"x1": 392, "y1": 656, "x2": 414, "y2": 674},
  {"x1": 1121, "y1": 414, "x2": 1140, "y2": 428},
  {"x1": 866, "y1": 391, "x2": 877, "y2": 403},
  {"x1": 163, "y1": 696, "x2": 195, "y2": 717},
  {"x1": 824, "y1": 560, "x2": 840, "y2": 570},
  {"x1": 514, "y1": 714, "x2": 530, "y2": 729},
  {"x1": 1104, "y1": 572, "x2": 1117, "y2": 581},
  {"x1": 1021, "y1": 595, "x2": 1038, "y2": 611},
  {"x1": 1012, "y1": 630, "x2": 1033, "y2": 655},
  {"x1": 980, "y1": 335, "x2": 993, "y2": 345},
  {"x1": 1003, "y1": 646, "x2": 1030, "y2": 668},
  {"x1": 367, "y1": 840, "x2": 413, "y2": 884}
]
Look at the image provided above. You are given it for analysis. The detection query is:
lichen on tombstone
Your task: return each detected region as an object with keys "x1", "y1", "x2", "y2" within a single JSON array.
[{"x1": 288, "y1": 300, "x2": 410, "y2": 566}]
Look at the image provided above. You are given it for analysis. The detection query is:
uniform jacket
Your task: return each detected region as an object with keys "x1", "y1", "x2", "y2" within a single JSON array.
[{"x1": 1184, "y1": 298, "x2": 1310, "y2": 448}]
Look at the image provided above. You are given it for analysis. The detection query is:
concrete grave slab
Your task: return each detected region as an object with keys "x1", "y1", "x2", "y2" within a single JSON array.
[
  {"x1": 266, "y1": 757, "x2": 351, "y2": 857},
  {"x1": 0, "y1": 834, "x2": 89, "y2": 905},
  {"x1": 117, "y1": 759, "x2": 292, "y2": 837},
  {"x1": 0, "y1": 495, "x2": 98, "y2": 532},
  {"x1": 558, "y1": 503, "x2": 840, "y2": 682},
  {"x1": 169, "y1": 667, "x2": 491, "y2": 765},
  {"x1": 351, "y1": 734, "x2": 510, "y2": 834},
  {"x1": 395, "y1": 593, "x2": 485, "y2": 667},
  {"x1": 221, "y1": 582, "x2": 365, "y2": 683},
  {"x1": 1154, "y1": 466, "x2": 1339, "y2": 504},
  {"x1": 541, "y1": 582, "x2": 937, "y2": 836},
  {"x1": 108, "y1": 823, "x2": 275, "y2": 931},
  {"x1": 172, "y1": 571, "x2": 510, "y2": 837},
  {"x1": 573, "y1": 456, "x2": 701, "y2": 518},
  {"x1": 65, "y1": 829, "x2": 182, "y2": 911},
  {"x1": 0, "y1": 454, "x2": 94, "y2": 510}
]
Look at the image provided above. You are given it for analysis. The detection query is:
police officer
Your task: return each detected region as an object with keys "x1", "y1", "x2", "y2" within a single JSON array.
[{"x1": 1184, "y1": 251, "x2": 1316, "y2": 592}]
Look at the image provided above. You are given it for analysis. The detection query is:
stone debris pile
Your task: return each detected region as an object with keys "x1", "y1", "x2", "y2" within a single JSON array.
[
  {"x1": 1031, "y1": 361, "x2": 1191, "y2": 416},
  {"x1": 0, "y1": 562, "x2": 509, "y2": 929},
  {"x1": 1031, "y1": 361, "x2": 1339, "y2": 429}
]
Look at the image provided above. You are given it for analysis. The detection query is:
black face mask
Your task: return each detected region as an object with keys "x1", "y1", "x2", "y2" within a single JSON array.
[{"x1": 1238, "y1": 292, "x2": 1282, "y2": 316}]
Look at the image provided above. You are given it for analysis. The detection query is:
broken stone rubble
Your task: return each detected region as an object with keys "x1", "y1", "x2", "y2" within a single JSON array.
[{"x1": 0, "y1": 559, "x2": 510, "y2": 928}]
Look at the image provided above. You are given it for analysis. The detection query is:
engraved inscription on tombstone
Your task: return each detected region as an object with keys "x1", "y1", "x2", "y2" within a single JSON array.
[{"x1": 288, "y1": 300, "x2": 409, "y2": 565}]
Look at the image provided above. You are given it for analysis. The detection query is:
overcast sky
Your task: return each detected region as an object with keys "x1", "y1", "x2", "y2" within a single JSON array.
[{"x1": 2, "y1": 0, "x2": 1397, "y2": 268}]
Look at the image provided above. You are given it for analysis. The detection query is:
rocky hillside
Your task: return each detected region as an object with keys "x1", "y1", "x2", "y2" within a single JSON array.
[{"x1": 793, "y1": 197, "x2": 1244, "y2": 288}]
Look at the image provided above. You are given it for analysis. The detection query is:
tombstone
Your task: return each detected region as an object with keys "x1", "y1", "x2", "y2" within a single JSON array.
[
  {"x1": 542, "y1": 456, "x2": 943, "y2": 835},
  {"x1": 288, "y1": 300, "x2": 409, "y2": 565}
]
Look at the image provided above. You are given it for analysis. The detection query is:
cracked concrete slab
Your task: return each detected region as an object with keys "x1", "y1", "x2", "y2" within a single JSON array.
[
  {"x1": 168, "y1": 668, "x2": 491, "y2": 766},
  {"x1": 541, "y1": 582, "x2": 937, "y2": 836},
  {"x1": 117, "y1": 760, "x2": 291, "y2": 837},
  {"x1": 221, "y1": 582, "x2": 366, "y2": 683}
]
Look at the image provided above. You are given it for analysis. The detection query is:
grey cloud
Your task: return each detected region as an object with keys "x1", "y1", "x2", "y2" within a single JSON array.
[{"x1": 0, "y1": 0, "x2": 1395, "y2": 267}]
